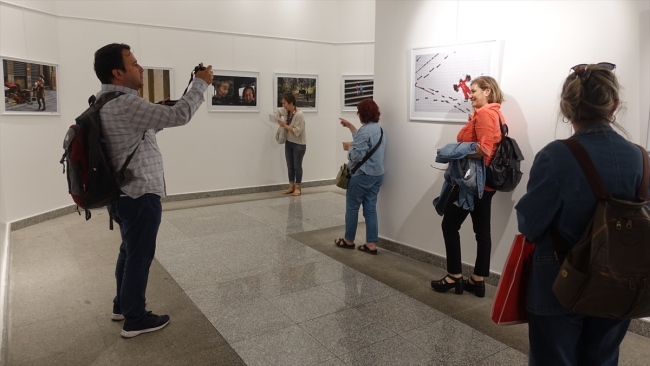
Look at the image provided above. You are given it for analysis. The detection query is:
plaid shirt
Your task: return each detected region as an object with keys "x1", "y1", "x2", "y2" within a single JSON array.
[{"x1": 98, "y1": 79, "x2": 208, "y2": 198}]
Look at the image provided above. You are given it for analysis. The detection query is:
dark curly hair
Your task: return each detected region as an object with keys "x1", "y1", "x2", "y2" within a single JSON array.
[{"x1": 356, "y1": 99, "x2": 380, "y2": 123}]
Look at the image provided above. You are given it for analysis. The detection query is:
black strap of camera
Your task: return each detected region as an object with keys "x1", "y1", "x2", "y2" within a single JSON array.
[
  {"x1": 350, "y1": 128, "x2": 383, "y2": 175},
  {"x1": 159, "y1": 65, "x2": 206, "y2": 105}
]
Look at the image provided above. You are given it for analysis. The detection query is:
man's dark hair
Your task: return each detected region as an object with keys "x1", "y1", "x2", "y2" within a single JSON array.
[{"x1": 94, "y1": 43, "x2": 131, "y2": 84}]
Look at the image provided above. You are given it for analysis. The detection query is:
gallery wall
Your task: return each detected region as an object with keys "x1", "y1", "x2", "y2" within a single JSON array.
[
  {"x1": 0, "y1": 0, "x2": 376, "y2": 223},
  {"x1": 373, "y1": 0, "x2": 650, "y2": 275}
]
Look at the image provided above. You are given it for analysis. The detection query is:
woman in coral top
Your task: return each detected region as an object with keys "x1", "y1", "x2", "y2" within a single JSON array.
[{"x1": 431, "y1": 76, "x2": 505, "y2": 297}]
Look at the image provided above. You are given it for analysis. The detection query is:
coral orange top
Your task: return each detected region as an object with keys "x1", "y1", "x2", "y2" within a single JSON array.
[{"x1": 457, "y1": 103, "x2": 505, "y2": 191}]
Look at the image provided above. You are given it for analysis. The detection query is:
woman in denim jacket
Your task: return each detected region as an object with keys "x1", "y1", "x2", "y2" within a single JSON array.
[
  {"x1": 516, "y1": 63, "x2": 649, "y2": 365},
  {"x1": 334, "y1": 99, "x2": 385, "y2": 254}
]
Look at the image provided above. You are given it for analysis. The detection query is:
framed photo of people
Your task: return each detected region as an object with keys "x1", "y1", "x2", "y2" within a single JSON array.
[
  {"x1": 341, "y1": 75, "x2": 373, "y2": 112},
  {"x1": 274, "y1": 73, "x2": 318, "y2": 112},
  {"x1": 409, "y1": 41, "x2": 500, "y2": 123},
  {"x1": 2, "y1": 56, "x2": 59, "y2": 115},
  {"x1": 208, "y1": 70, "x2": 259, "y2": 112},
  {"x1": 139, "y1": 66, "x2": 173, "y2": 104}
]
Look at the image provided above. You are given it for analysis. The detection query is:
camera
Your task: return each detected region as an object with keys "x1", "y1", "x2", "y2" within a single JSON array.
[{"x1": 157, "y1": 64, "x2": 206, "y2": 106}]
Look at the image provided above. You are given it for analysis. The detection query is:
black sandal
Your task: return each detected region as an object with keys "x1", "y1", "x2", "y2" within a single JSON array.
[
  {"x1": 335, "y1": 238, "x2": 355, "y2": 249},
  {"x1": 357, "y1": 244, "x2": 378, "y2": 255},
  {"x1": 463, "y1": 277, "x2": 485, "y2": 298},
  {"x1": 431, "y1": 274, "x2": 464, "y2": 294}
]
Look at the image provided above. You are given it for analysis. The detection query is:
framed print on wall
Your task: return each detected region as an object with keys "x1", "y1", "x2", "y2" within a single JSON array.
[
  {"x1": 139, "y1": 67, "x2": 173, "y2": 104},
  {"x1": 208, "y1": 70, "x2": 259, "y2": 112},
  {"x1": 409, "y1": 41, "x2": 500, "y2": 123},
  {"x1": 2, "y1": 56, "x2": 59, "y2": 115},
  {"x1": 341, "y1": 75, "x2": 373, "y2": 112},
  {"x1": 274, "y1": 73, "x2": 318, "y2": 112}
]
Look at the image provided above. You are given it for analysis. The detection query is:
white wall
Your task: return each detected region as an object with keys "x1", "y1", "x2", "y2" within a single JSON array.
[
  {"x1": 374, "y1": 0, "x2": 649, "y2": 275},
  {"x1": 0, "y1": 0, "x2": 375, "y2": 224}
]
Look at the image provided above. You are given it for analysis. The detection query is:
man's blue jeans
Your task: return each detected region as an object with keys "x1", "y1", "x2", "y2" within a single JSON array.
[
  {"x1": 345, "y1": 174, "x2": 384, "y2": 243},
  {"x1": 528, "y1": 312, "x2": 630, "y2": 366},
  {"x1": 111, "y1": 194, "x2": 162, "y2": 325}
]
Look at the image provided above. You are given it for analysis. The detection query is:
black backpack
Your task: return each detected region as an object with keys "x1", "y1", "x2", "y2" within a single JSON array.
[
  {"x1": 60, "y1": 91, "x2": 142, "y2": 229},
  {"x1": 552, "y1": 139, "x2": 650, "y2": 318},
  {"x1": 485, "y1": 117, "x2": 524, "y2": 192}
]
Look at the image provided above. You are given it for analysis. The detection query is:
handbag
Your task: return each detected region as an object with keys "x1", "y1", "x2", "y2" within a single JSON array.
[
  {"x1": 275, "y1": 126, "x2": 287, "y2": 144},
  {"x1": 335, "y1": 163, "x2": 350, "y2": 189},
  {"x1": 474, "y1": 116, "x2": 524, "y2": 192},
  {"x1": 491, "y1": 234, "x2": 535, "y2": 325},
  {"x1": 335, "y1": 128, "x2": 383, "y2": 190}
]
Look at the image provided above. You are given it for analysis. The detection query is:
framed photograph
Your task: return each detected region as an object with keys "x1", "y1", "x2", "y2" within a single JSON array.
[
  {"x1": 409, "y1": 41, "x2": 500, "y2": 123},
  {"x1": 274, "y1": 73, "x2": 318, "y2": 112},
  {"x1": 2, "y1": 56, "x2": 59, "y2": 115},
  {"x1": 208, "y1": 70, "x2": 259, "y2": 112},
  {"x1": 341, "y1": 75, "x2": 373, "y2": 112},
  {"x1": 139, "y1": 67, "x2": 173, "y2": 104}
]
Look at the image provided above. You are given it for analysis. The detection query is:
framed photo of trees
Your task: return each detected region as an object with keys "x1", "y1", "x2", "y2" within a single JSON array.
[{"x1": 274, "y1": 73, "x2": 318, "y2": 112}]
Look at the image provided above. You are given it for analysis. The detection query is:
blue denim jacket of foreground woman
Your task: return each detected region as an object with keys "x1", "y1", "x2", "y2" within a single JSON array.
[
  {"x1": 433, "y1": 142, "x2": 486, "y2": 215},
  {"x1": 348, "y1": 122, "x2": 385, "y2": 177},
  {"x1": 515, "y1": 123, "x2": 650, "y2": 315}
]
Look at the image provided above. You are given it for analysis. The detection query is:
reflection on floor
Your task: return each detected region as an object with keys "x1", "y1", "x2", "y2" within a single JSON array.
[{"x1": 5, "y1": 186, "x2": 650, "y2": 365}]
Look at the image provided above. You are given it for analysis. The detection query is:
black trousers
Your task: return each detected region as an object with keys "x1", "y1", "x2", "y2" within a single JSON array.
[
  {"x1": 285, "y1": 141, "x2": 306, "y2": 184},
  {"x1": 441, "y1": 186, "x2": 496, "y2": 276}
]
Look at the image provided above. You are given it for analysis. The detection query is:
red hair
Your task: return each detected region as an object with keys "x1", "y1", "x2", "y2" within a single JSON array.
[{"x1": 357, "y1": 99, "x2": 380, "y2": 123}]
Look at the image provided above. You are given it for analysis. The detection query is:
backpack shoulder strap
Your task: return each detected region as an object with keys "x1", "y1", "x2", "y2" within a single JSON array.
[
  {"x1": 635, "y1": 145, "x2": 649, "y2": 201},
  {"x1": 559, "y1": 139, "x2": 611, "y2": 200}
]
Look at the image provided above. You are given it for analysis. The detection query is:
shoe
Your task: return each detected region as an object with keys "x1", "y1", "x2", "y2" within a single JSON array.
[
  {"x1": 357, "y1": 244, "x2": 377, "y2": 255},
  {"x1": 463, "y1": 277, "x2": 485, "y2": 298},
  {"x1": 431, "y1": 274, "x2": 464, "y2": 294},
  {"x1": 112, "y1": 304, "x2": 124, "y2": 321},
  {"x1": 283, "y1": 183, "x2": 295, "y2": 195},
  {"x1": 335, "y1": 238, "x2": 355, "y2": 249},
  {"x1": 292, "y1": 184, "x2": 301, "y2": 196},
  {"x1": 121, "y1": 311, "x2": 170, "y2": 338}
]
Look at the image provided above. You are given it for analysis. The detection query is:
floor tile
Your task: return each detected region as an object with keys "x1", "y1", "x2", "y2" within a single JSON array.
[
  {"x1": 268, "y1": 285, "x2": 348, "y2": 323},
  {"x1": 185, "y1": 279, "x2": 265, "y2": 316},
  {"x1": 167, "y1": 211, "x2": 266, "y2": 238},
  {"x1": 355, "y1": 293, "x2": 446, "y2": 334},
  {"x1": 299, "y1": 308, "x2": 396, "y2": 356},
  {"x1": 231, "y1": 324, "x2": 335, "y2": 366},
  {"x1": 206, "y1": 298, "x2": 294, "y2": 343},
  {"x1": 475, "y1": 347, "x2": 528, "y2": 366},
  {"x1": 339, "y1": 335, "x2": 433, "y2": 366},
  {"x1": 401, "y1": 318, "x2": 509, "y2": 366},
  {"x1": 320, "y1": 274, "x2": 400, "y2": 307}
]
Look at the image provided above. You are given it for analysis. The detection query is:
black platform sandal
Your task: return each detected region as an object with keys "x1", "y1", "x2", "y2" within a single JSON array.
[
  {"x1": 463, "y1": 277, "x2": 485, "y2": 298},
  {"x1": 431, "y1": 274, "x2": 464, "y2": 295}
]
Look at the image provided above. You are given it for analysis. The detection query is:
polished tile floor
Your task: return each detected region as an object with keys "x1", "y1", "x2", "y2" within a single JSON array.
[{"x1": 4, "y1": 186, "x2": 649, "y2": 365}]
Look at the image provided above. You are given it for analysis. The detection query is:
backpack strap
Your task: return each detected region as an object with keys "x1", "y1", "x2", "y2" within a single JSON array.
[
  {"x1": 559, "y1": 139, "x2": 611, "y2": 200},
  {"x1": 350, "y1": 127, "x2": 383, "y2": 175},
  {"x1": 635, "y1": 145, "x2": 649, "y2": 201}
]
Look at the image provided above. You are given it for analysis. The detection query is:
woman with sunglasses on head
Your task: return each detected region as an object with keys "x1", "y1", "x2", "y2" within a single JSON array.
[
  {"x1": 516, "y1": 63, "x2": 649, "y2": 365},
  {"x1": 430, "y1": 76, "x2": 506, "y2": 297}
]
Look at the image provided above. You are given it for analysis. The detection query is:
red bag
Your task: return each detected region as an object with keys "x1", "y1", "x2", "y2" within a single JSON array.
[{"x1": 491, "y1": 234, "x2": 535, "y2": 325}]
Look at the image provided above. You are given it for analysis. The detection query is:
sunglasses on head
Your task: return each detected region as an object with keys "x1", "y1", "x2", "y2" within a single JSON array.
[{"x1": 569, "y1": 62, "x2": 616, "y2": 83}]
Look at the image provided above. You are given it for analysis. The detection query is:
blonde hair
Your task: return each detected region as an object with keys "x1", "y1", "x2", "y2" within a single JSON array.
[
  {"x1": 560, "y1": 64, "x2": 620, "y2": 125},
  {"x1": 471, "y1": 76, "x2": 504, "y2": 104}
]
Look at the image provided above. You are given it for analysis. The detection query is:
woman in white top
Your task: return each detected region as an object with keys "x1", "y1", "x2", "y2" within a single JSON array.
[{"x1": 276, "y1": 93, "x2": 307, "y2": 196}]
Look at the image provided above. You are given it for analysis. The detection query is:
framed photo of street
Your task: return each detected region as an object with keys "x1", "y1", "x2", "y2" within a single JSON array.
[
  {"x1": 341, "y1": 75, "x2": 373, "y2": 112},
  {"x1": 2, "y1": 56, "x2": 59, "y2": 115},
  {"x1": 274, "y1": 73, "x2": 318, "y2": 112}
]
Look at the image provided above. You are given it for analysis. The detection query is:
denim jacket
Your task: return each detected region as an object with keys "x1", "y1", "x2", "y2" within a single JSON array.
[
  {"x1": 515, "y1": 123, "x2": 650, "y2": 315},
  {"x1": 348, "y1": 123, "x2": 385, "y2": 176},
  {"x1": 433, "y1": 142, "x2": 486, "y2": 215}
]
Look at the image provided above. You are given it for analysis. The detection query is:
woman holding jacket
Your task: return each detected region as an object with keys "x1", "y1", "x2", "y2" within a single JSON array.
[
  {"x1": 334, "y1": 99, "x2": 385, "y2": 254},
  {"x1": 430, "y1": 76, "x2": 506, "y2": 297},
  {"x1": 516, "y1": 63, "x2": 648, "y2": 365}
]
